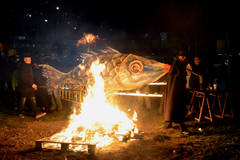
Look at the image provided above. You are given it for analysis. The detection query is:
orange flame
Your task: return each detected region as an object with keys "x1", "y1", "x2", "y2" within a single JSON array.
[
  {"x1": 76, "y1": 33, "x2": 99, "y2": 47},
  {"x1": 45, "y1": 59, "x2": 138, "y2": 151}
]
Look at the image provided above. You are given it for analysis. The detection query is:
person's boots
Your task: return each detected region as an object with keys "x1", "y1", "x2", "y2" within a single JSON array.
[
  {"x1": 179, "y1": 122, "x2": 189, "y2": 134},
  {"x1": 18, "y1": 97, "x2": 27, "y2": 118},
  {"x1": 30, "y1": 97, "x2": 46, "y2": 118}
]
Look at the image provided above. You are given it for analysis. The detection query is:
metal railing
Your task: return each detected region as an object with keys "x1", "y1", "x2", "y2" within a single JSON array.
[
  {"x1": 57, "y1": 80, "x2": 167, "y2": 104},
  {"x1": 56, "y1": 80, "x2": 86, "y2": 104}
]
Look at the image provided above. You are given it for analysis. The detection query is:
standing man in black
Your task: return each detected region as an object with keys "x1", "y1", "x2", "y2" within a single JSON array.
[
  {"x1": 164, "y1": 49, "x2": 191, "y2": 133},
  {"x1": 17, "y1": 51, "x2": 46, "y2": 118},
  {"x1": 189, "y1": 56, "x2": 205, "y2": 91}
]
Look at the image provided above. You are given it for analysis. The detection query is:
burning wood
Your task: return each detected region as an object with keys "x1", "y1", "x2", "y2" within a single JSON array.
[
  {"x1": 41, "y1": 59, "x2": 139, "y2": 152},
  {"x1": 36, "y1": 137, "x2": 96, "y2": 154},
  {"x1": 36, "y1": 34, "x2": 169, "y2": 153}
]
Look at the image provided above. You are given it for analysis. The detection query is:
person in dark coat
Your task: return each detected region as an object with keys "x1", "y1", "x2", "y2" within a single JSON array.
[
  {"x1": 33, "y1": 63, "x2": 50, "y2": 112},
  {"x1": 17, "y1": 52, "x2": 46, "y2": 118},
  {"x1": 0, "y1": 52, "x2": 7, "y2": 105},
  {"x1": 164, "y1": 49, "x2": 190, "y2": 132},
  {"x1": 189, "y1": 56, "x2": 205, "y2": 91}
]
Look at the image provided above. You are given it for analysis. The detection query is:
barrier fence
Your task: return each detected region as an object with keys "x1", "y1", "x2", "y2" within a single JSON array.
[
  {"x1": 56, "y1": 80, "x2": 167, "y2": 104},
  {"x1": 56, "y1": 80, "x2": 86, "y2": 104}
]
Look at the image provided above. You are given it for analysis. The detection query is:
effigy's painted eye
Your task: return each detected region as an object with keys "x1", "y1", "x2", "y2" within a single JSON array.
[{"x1": 129, "y1": 60, "x2": 143, "y2": 74}]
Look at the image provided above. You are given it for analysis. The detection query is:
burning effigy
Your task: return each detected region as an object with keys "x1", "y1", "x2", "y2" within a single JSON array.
[
  {"x1": 36, "y1": 34, "x2": 170, "y2": 153},
  {"x1": 39, "y1": 47, "x2": 170, "y2": 92}
]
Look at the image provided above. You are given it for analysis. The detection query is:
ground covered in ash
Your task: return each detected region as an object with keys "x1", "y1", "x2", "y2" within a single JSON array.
[{"x1": 0, "y1": 100, "x2": 239, "y2": 160}]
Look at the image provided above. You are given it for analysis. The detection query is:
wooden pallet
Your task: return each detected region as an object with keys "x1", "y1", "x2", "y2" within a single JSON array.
[
  {"x1": 36, "y1": 132, "x2": 144, "y2": 155},
  {"x1": 36, "y1": 137, "x2": 96, "y2": 155}
]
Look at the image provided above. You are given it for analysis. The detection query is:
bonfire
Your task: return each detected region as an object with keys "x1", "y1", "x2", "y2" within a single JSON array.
[{"x1": 44, "y1": 59, "x2": 138, "y2": 151}]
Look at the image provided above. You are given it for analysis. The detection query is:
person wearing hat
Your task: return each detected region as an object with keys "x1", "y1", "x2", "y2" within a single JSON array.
[
  {"x1": 164, "y1": 49, "x2": 191, "y2": 134},
  {"x1": 17, "y1": 51, "x2": 46, "y2": 118}
]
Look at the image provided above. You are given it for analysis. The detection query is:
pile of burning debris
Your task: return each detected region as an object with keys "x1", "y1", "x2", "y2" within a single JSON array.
[{"x1": 36, "y1": 33, "x2": 168, "y2": 155}]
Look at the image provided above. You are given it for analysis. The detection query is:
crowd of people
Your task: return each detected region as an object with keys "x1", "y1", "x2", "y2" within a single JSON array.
[
  {"x1": 163, "y1": 47, "x2": 238, "y2": 134},
  {"x1": 0, "y1": 41, "x2": 235, "y2": 123},
  {"x1": 0, "y1": 43, "x2": 81, "y2": 118},
  {"x1": 164, "y1": 48, "x2": 211, "y2": 134}
]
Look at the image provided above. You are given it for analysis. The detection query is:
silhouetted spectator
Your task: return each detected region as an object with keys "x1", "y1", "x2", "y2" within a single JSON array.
[
  {"x1": 189, "y1": 56, "x2": 205, "y2": 91},
  {"x1": 33, "y1": 63, "x2": 50, "y2": 112},
  {"x1": 17, "y1": 51, "x2": 46, "y2": 118},
  {"x1": 164, "y1": 49, "x2": 190, "y2": 133},
  {"x1": 0, "y1": 43, "x2": 9, "y2": 105},
  {"x1": 5, "y1": 48, "x2": 19, "y2": 107}
]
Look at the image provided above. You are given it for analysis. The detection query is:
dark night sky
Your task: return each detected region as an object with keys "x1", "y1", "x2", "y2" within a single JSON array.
[{"x1": 0, "y1": 0, "x2": 240, "y2": 42}]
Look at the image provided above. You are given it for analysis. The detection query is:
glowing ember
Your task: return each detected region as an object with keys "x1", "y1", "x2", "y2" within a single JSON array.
[
  {"x1": 76, "y1": 33, "x2": 99, "y2": 47},
  {"x1": 46, "y1": 59, "x2": 138, "y2": 151}
]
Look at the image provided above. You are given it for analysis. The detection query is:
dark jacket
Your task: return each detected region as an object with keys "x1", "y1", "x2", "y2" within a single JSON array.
[
  {"x1": 0, "y1": 56, "x2": 8, "y2": 81},
  {"x1": 18, "y1": 63, "x2": 35, "y2": 97},
  {"x1": 164, "y1": 58, "x2": 187, "y2": 122},
  {"x1": 33, "y1": 65, "x2": 49, "y2": 107},
  {"x1": 189, "y1": 63, "x2": 205, "y2": 90}
]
